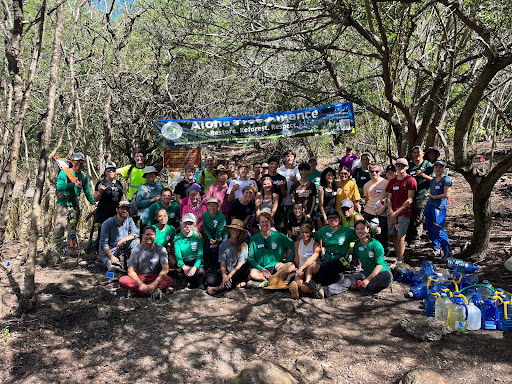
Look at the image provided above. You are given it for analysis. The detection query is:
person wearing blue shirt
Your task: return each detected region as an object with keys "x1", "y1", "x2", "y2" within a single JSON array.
[
  {"x1": 135, "y1": 166, "x2": 164, "y2": 226},
  {"x1": 425, "y1": 160, "x2": 452, "y2": 258},
  {"x1": 99, "y1": 201, "x2": 140, "y2": 272}
]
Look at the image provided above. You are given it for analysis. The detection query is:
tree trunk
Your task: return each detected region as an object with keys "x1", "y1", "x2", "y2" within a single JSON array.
[
  {"x1": 22, "y1": 1, "x2": 63, "y2": 312},
  {"x1": 461, "y1": 184, "x2": 492, "y2": 259}
]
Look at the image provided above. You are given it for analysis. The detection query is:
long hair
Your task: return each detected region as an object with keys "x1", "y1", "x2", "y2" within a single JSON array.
[
  {"x1": 320, "y1": 167, "x2": 336, "y2": 189},
  {"x1": 228, "y1": 227, "x2": 247, "y2": 261},
  {"x1": 181, "y1": 219, "x2": 201, "y2": 239},
  {"x1": 354, "y1": 219, "x2": 372, "y2": 241}
]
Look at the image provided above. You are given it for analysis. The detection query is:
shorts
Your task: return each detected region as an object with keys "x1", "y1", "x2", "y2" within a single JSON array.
[{"x1": 388, "y1": 216, "x2": 411, "y2": 237}]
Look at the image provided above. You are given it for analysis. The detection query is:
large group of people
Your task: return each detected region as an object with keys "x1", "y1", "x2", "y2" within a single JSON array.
[{"x1": 53, "y1": 145, "x2": 453, "y2": 300}]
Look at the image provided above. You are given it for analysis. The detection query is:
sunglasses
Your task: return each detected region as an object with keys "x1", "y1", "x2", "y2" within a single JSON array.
[
  {"x1": 341, "y1": 207, "x2": 351, "y2": 211},
  {"x1": 370, "y1": 170, "x2": 380, "y2": 174},
  {"x1": 73, "y1": 160, "x2": 85, "y2": 164},
  {"x1": 106, "y1": 168, "x2": 116, "y2": 172}
]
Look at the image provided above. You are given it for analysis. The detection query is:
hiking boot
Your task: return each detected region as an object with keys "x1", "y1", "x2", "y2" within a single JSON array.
[{"x1": 151, "y1": 288, "x2": 163, "y2": 300}]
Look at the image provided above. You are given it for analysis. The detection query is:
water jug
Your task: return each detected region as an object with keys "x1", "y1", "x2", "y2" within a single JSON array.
[
  {"x1": 421, "y1": 260, "x2": 436, "y2": 275},
  {"x1": 477, "y1": 280, "x2": 494, "y2": 301},
  {"x1": 481, "y1": 299, "x2": 498, "y2": 330},
  {"x1": 435, "y1": 293, "x2": 451, "y2": 322},
  {"x1": 439, "y1": 286, "x2": 452, "y2": 298},
  {"x1": 424, "y1": 290, "x2": 440, "y2": 317},
  {"x1": 395, "y1": 268, "x2": 414, "y2": 283},
  {"x1": 427, "y1": 274, "x2": 445, "y2": 291},
  {"x1": 470, "y1": 292, "x2": 484, "y2": 309},
  {"x1": 466, "y1": 303, "x2": 481, "y2": 330},
  {"x1": 405, "y1": 282, "x2": 427, "y2": 299},
  {"x1": 451, "y1": 291, "x2": 468, "y2": 305},
  {"x1": 497, "y1": 300, "x2": 512, "y2": 331},
  {"x1": 495, "y1": 288, "x2": 512, "y2": 301},
  {"x1": 447, "y1": 298, "x2": 468, "y2": 331}
]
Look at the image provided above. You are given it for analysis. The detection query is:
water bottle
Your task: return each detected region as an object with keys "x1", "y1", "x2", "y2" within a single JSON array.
[
  {"x1": 466, "y1": 303, "x2": 482, "y2": 330},
  {"x1": 481, "y1": 299, "x2": 498, "y2": 330},
  {"x1": 424, "y1": 290, "x2": 440, "y2": 317},
  {"x1": 435, "y1": 293, "x2": 451, "y2": 322},
  {"x1": 477, "y1": 280, "x2": 494, "y2": 301},
  {"x1": 463, "y1": 286, "x2": 477, "y2": 302},
  {"x1": 445, "y1": 257, "x2": 478, "y2": 274},
  {"x1": 497, "y1": 300, "x2": 512, "y2": 331},
  {"x1": 470, "y1": 292, "x2": 484, "y2": 309},
  {"x1": 495, "y1": 288, "x2": 512, "y2": 301},
  {"x1": 405, "y1": 282, "x2": 427, "y2": 299},
  {"x1": 447, "y1": 298, "x2": 468, "y2": 331},
  {"x1": 459, "y1": 275, "x2": 479, "y2": 289},
  {"x1": 426, "y1": 274, "x2": 446, "y2": 291},
  {"x1": 421, "y1": 260, "x2": 436, "y2": 275},
  {"x1": 451, "y1": 291, "x2": 468, "y2": 305},
  {"x1": 394, "y1": 268, "x2": 414, "y2": 283}
]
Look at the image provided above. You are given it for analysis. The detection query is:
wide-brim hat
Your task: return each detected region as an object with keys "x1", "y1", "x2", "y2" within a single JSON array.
[
  {"x1": 212, "y1": 165, "x2": 232, "y2": 178},
  {"x1": 143, "y1": 166, "x2": 158, "y2": 177},
  {"x1": 425, "y1": 146, "x2": 441, "y2": 159},
  {"x1": 224, "y1": 219, "x2": 248, "y2": 235},
  {"x1": 263, "y1": 274, "x2": 289, "y2": 290}
]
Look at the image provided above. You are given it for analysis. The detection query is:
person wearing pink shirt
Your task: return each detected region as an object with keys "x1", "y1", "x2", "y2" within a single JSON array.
[
  {"x1": 180, "y1": 183, "x2": 206, "y2": 232},
  {"x1": 204, "y1": 165, "x2": 232, "y2": 216}
]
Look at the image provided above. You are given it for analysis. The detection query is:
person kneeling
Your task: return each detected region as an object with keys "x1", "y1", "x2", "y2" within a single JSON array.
[
  {"x1": 119, "y1": 226, "x2": 173, "y2": 299},
  {"x1": 247, "y1": 208, "x2": 295, "y2": 288},
  {"x1": 207, "y1": 219, "x2": 251, "y2": 295},
  {"x1": 340, "y1": 220, "x2": 393, "y2": 294}
]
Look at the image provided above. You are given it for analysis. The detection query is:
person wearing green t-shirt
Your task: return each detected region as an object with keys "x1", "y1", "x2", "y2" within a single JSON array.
[
  {"x1": 307, "y1": 158, "x2": 322, "y2": 188},
  {"x1": 304, "y1": 209, "x2": 358, "y2": 298},
  {"x1": 145, "y1": 188, "x2": 180, "y2": 229},
  {"x1": 117, "y1": 148, "x2": 146, "y2": 201},
  {"x1": 248, "y1": 209, "x2": 295, "y2": 284},
  {"x1": 153, "y1": 208, "x2": 177, "y2": 269},
  {"x1": 198, "y1": 154, "x2": 216, "y2": 191},
  {"x1": 338, "y1": 220, "x2": 392, "y2": 293},
  {"x1": 53, "y1": 152, "x2": 96, "y2": 253},
  {"x1": 202, "y1": 196, "x2": 227, "y2": 270},
  {"x1": 174, "y1": 213, "x2": 206, "y2": 289}
]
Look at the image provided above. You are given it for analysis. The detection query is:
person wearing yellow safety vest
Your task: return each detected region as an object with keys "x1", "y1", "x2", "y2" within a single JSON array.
[{"x1": 116, "y1": 148, "x2": 146, "y2": 219}]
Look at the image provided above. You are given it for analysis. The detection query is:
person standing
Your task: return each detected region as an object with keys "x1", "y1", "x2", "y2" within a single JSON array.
[
  {"x1": 278, "y1": 149, "x2": 299, "y2": 214},
  {"x1": 117, "y1": 148, "x2": 146, "y2": 202},
  {"x1": 386, "y1": 158, "x2": 417, "y2": 263},
  {"x1": 425, "y1": 160, "x2": 453, "y2": 258},
  {"x1": 251, "y1": 162, "x2": 263, "y2": 191},
  {"x1": 198, "y1": 154, "x2": 216, "y2": 191},
  {"x1": 339, "y1": 147, "x2": 358, "y2": 173},
  {"x1": 352, "y1": 153, "x2": 371, "y2": 208},
  {"x1": 226, "y1": 163, "x2": 258, "y2": 202},
  {"x1": 135, "y1": 166, "x2": 164, "y2": 227},
  {"x1": 175, "y1": 165, "x2": 200, "y2": 205},
  {"x1": 204, "y1": 164, "x2": 232, "y2": 216},
  {"x1": 363, "y1": 163, "x2": 389, "y2": 251},
  {"x1": 335, "y1": 166, "x2": 360, "y2": 214},
  {"x1": 53, "y1": 152, "x2": 96, "y2": 254},
  {"x1": 267, "y1": 157, "x2": 288, "y2": 231},
  {"x1": 407, "y1": 146, "x2": 434, "y2": 248}
]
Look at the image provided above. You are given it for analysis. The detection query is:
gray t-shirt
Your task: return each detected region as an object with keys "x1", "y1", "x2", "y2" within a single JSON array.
[
  {"x1": 128, "y1": 243, "x2": 168, "y2": 274},
  {"x1": 218, "y1": 240, "x2": 248, "y2": 273}
]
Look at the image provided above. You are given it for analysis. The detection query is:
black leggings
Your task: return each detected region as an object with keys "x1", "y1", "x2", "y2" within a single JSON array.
[
  {"x1": 205, "y1": 262, "x2": 251, "y2": 288},
  {"x1": 313, "y1": 259, "x2": 345, "y2": 286},
  {"x1": 183, "y1": 258, "x2": 206, "y2": 289}
]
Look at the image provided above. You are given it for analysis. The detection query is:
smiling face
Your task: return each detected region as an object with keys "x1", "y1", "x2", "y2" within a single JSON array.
[
  {"x1": 300, "y1": 225, "x2": 312, "y2": 242},
  {"x1": 216, "y1": 170, "x2": 228, "y2": 183},
  {"x1": 434, "y1": 164, "x2": 445, "y2": 176},
  {"x1": 396, "y1": 163, "x2": 407, "y2": 176},
  {"x1": 72, "y1": 160, "x2": 84, "y2": 172},
  {"x1": 369, "y1": 166, "x2": 381, "y2": 180},
  {"x1": 207, "y1": 202, "x2": 218, "y2": 215},
  {"x1": 156, "y1": 209, "x2": 168, "y2": 225},
  {"x1": 258, "y1": 215, "x2": 271, "y2": 233},
  {"x1": 284, "y1": 153, "x2": 295, "y2": 166},
  {"x1": 142, "y1": 227, "x2": 156, "y2": 246},
  {"x1": 361, "y1": 154, "x2": 370, "y2": 168},
  {"x1": 205, "y1": 156, "x2": 215, "y2": 169},
  {"x1": 299, "y1": 168, "x2": 309, "y2": 179},
  {"x1": 134, "y1": 152, "x2": 144, "y2": 165},
  {"x1": 339, "y1": 169, "x2": 350, "y2": 181},
  {"x1": 327, "y1": 216, "x2": 340, "y2": 228},
  {"x1": 161, "y1": 190, "x2": 172, "y2": 205},
  {"x1": 268, "y1": 161, "x2": 279, "y2": 173},
  {"x1": 293, "y1": 203, "x2": 303, "y2": 219},
  {"x1": 341, "y1": 205, "x2": 353, "y2": 218},
  {"x1": 189, "y1": 190, "x2": 201, "y2": 205},
  {"x1": 411, "y1": 148, "x2": 423, "y2": 162},
  {"x1": 182, "y1": 221, "x2": 194, "y2": 236},
  {"x1": 116, "y1": 205, "x2": 129, "y2": 219},
  {"x1": 262, "y1": 178, "x2": 272, "y2": 192},
  {"x1": 144, "y1": 172, "x2": 157, "y2": 183},
  {"x1": 355, "y1": 222, "x2": 369, "y2": 240},
  {"x1": 242, "y1": 188, "x2": 253, "y2": 201},
  {"x1": 229, "y1": 227, "x2": 241, "y2": 240},
  {"x1": 239, "y1": 166, "x2": 248, "y2": 178},
  {"x1": 186, "y1": 169, "x2": 195, "y2": 181}
]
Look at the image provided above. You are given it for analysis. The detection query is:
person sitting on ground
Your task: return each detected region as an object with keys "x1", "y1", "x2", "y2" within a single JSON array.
[
  {"x1": 255, "y1": 175, "x2": 279, "y2": 223},
  {"x1": 306, "y1": 210, "x2": 358, "y2": 298},
  {"x1": 135, "y1": 166, "x2": 164, "y2": 228},
  {"x1": 340, "y1": 199, "x2": 363, "y2": 229},
  {"x1": 119, "y1": 226, "x2": 172, "y2": 299},
  {"x1": 336, "y1": 166, "x2": 360, "y2": 214},
  {"x1": 286, "y1": 202, "x2": 313, "y2": 242},
  {"x1": 202, "y1": 197, "x2": 227, "y2": 271},
  {"x1": 153, "y1": 208, "x2": 177, "y2": 269},
  {"x1": 174, "y1": 165, "x2": 200, "y2": 205},
  {"x1": 338, "y1": 220, "x2": 393, "y2": 294},
  {"x1": 145, "y1": 187, "x2": 180, "y2": 229},
  {"x1": 247, "y1": 208, "x2": 296, "y2": 287},
  {"x1": 290, "y1": 162, "x2": 317, "y2": 221},
  {"x1": 99, "y1": 201, "x2": 139, "y2": 272},
  {"x1": 204, "y1": 164, "x2": 232, "y2": 216},
  {"x1": 180, "y1": 183, "x2": 206, "y2": 231},
  {"x1": 425, "y1": 159, "x2": 453, "y2": 258},
  {"x1": 174, "y1": 213, "x2": 207, "y2": 289},
  {"x1": 227, "y1": 163, "x2": 258, "y2": 202},
  {"x1": 206, "y1": 219, "x2": 252, "y2": 295},
  {"x1": 289, "y1": 223, "x2": 321, "y2": 299},
  {"x1": 228, "y1": 185, "x2": 256, "y2": 230},
  {"x1": 94, "y1": 161, "x2": 123, "y2": 249},
  {"x1": 317, "y1": 167, "x2": 337, "y2": 229}
]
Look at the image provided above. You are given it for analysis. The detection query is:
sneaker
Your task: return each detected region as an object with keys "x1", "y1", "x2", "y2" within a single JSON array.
[
  {"x1": 245, "y1": 280, "x2": 262, "y2": 289},
  {"x1": 257, "y1": 280, "x2": 269, "y2": 288},
  {"x1": 304, "y1": 281, "x2": 324, "y2": 299},
  {"x1": 408, "y1": 241, "x2": 420, "y2": 249},
  {"x1": 151, "y1": 288, "x2": 162, "y2": 300},
  {"x1": 430, "y1": 249, "x2": 442, "y2": 258}
]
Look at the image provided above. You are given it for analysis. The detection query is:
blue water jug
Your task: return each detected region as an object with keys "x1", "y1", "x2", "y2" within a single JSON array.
[
  {"x1": 470, "y1": 292, "x2": 484, "y2": 309},
  {"x1": 498, "y1": 300, "x2": 512, "y2": 331},
  {"x1": 395, "y1": 269, "x2": 414, "y2": 283},
  {"x1": 424, "y1": 290, "x2": 439, "y2": 317},
  {"x1": 481, "y1": 299, "x2": 498, "y2": 330},
  {"x1": 405, "y1": 283, "x2": 427, "y2": 299},
  {"x1": 421, "y1": 260, "x2": 436, "y2": 275}
]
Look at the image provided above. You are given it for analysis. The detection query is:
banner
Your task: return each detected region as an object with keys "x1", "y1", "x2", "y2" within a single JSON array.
[{"x1": 155, "y1": 102, "x2": 355, "y2": 149}]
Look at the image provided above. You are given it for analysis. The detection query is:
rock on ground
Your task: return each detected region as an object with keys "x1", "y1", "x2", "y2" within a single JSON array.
[
  {"x1": 295, "y1": 356, "x2": 323, "y2": 383},
  {"x1": 400, "y1": 368, "x2": 447, "y2": 384},
  {"x1": 400, "y1": 316, "x2": 452, "y2": 341},
  {"x1": 236, "y1": 359, "x2": 298, "y2": 384}
]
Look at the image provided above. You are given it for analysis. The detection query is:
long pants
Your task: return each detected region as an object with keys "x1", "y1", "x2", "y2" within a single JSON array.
[
  {"x1": 53, "y1": 204, "x2": 80, "y2": 251},
  {"x1": 205, "y1": 261, "x2": 251, "y2": 288},
  {"x1": 119, "y1": 273, "x2": 173, "y2": 296},
  {"x1": 313, "y1": 259, "x2": 345, "y2": 286},
  {"x1": 340, "y1": 270, "x2": 393, "y2": 293},
  {"x1": 424, "y1": 205, "x2": 452, "y2": 256},
  {"x1": 204, "y1": 240, "x2": 220, "y2": 271},
  {"x1": 183, "y1": 258, "x2": 206, "y2": 289},
  {"x1": 362, "y1": 212, "x2": 389, "y2": 252},
  {"x1": 406, "y1": 198, "x2": 427, "y2": 243},
  {"x1": 98, "y1": 239, "x2": 138, "y2": 272}
]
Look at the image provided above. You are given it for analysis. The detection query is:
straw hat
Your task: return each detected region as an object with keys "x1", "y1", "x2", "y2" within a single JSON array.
[
  {"x1": 212, "y1": 164, "x2": 232, "y2": 178},
  {"x1": 224, "y1": 219, "x2": 248, "y2": 235}
]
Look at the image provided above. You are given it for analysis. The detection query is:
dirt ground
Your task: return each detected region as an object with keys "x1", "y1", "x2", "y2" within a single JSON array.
[{"x1": 1, "y1": 144, "x2": 512, "y2": 384}]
